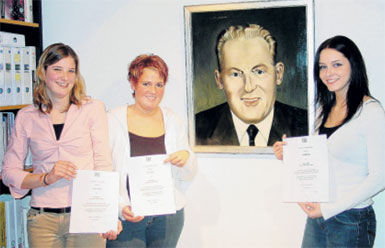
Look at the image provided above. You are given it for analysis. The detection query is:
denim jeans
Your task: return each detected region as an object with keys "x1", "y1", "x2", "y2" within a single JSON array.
[
  {"x1": 302, "y1": 206, "x2": 376, "y2": 248},
  {"x1": 107, "y1": 208, "x2": 184, "y2": 248}
]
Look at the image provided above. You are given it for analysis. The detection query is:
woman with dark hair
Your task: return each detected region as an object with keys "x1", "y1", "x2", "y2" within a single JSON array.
[
  {"x1": 107, "y1": 54, "x2": 197, "y2": 248},
  {"x1": 1, "y1": 43, "x2": 119, "y2": 247},
  {"x1": 273, "y1": 36, "x2": 385, "y2": 247}
]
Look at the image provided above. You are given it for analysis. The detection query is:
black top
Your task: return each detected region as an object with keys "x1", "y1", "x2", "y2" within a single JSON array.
[
  {"x1": 126, "y1": 132, "x2": 167, "y2": 199},
  {"x1": 129, "y1": 132, "x2": 166, "y2": 157},
  {"x1": 53, "y1": 124, "x2": 64, "y2": 140},
  {"x1": 319, "y1": 124, "x2": 342, "y2": 138}
]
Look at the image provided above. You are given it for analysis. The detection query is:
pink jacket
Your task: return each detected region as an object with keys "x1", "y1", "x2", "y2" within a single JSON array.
[{"x1": 1, "y1": 99, "x2": 112, "y2": 208}]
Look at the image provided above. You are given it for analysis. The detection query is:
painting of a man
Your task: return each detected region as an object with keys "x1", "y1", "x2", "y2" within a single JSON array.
[{"x1": 195, "y1": 24, "x2": 308, "y2": 146}]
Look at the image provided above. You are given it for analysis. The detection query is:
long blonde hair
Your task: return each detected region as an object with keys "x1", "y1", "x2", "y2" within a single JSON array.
[{"x1": 33, "y1": 43, "x2": 86, "y2": 113}]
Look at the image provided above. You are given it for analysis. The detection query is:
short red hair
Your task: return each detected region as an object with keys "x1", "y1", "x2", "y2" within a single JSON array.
[{"x1": 128, "y1": 54, "x2": 168, "y2": 85}]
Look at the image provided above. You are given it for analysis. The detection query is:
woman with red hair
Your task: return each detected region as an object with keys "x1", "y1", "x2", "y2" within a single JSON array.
[{"x1": 107, "y1": 54, "x2": 197, "y2": 248}]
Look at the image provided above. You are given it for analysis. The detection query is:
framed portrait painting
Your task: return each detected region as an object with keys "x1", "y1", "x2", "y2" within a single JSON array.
[{"x1": 184, "y1": 0, "x2": 315, "y2": 154}]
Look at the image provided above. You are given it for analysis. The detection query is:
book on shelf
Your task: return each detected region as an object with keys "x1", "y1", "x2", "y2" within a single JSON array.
[
  {"x1": 3, "y1": 0, "x2": 14, "y2": 20},
  {"x1": 0, "y1": 201, "x2": 5, "y2": 248},
  {"x1": 0, "y1": 0, "x2": 3, "y2": 19},
  {"x1": 23, "y1": 0, "x2": 33, "y2": 22},
  {"x1": 14, "y1": 197, "x2": 27, "y2": 248},
  {"x1": 0, "y1": 112, "x2": 4, "y2": 172},
  {"x1": 0, "y1": 112, "x2": 15, "y2": 173},
  {"x1": 4, "y1": 199, "x2": 16, "y2": 248}
]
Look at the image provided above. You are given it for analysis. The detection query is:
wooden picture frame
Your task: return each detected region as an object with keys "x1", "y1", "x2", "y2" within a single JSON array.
[{"x1": 184, "y1": 0, "x2": 314, "y2": 154}]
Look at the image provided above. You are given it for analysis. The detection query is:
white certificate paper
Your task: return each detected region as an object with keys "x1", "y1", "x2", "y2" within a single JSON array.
[
  {"x1": 282, "y1": 135, "x2": 329, "y2": 202},
  {"x1": 128, "y1": 155, "x2": 176, "y2": 216},
  {"x1": 70, "y1": 170, "x2": 119, "y2": 233}
]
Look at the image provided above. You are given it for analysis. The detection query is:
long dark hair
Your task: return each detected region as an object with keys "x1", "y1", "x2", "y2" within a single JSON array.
[{"x1": 314, "y1": 35, "x2": 370, "y2": 128}]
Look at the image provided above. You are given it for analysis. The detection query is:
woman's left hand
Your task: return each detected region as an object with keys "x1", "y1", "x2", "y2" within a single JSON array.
[
  {"x1": 164, "y1": 150, "x2": 190, "y2": 167},
  {"x1": 298, "y1": 202, "x2": 322, "y2": 219},
  {"x1": 272, "y1": 135, "x2": 287, "y2": 160},
  {"x1": 100, "y1": 220, "x2": 122, "y2": 240}
]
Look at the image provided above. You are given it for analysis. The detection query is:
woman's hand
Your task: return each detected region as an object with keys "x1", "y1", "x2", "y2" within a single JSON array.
[
  {"x1": 298, "y1": 202, "x2": 322, "y2": 219},
  {"x1": 100, "y1": 220, "x2": 123, "y2": 240},
  {"x1": 164, "y1": 150, "x2": 189, "y2": 167},
  {"x1": 272, "y1": 135, "x2": 287, "y2": 160},
  {"x1": 45, "y1": 160, "x2": 77, "y2": 185},
  {"x1": 122, "y1": 206, "x2": 144, "y2": 223}
]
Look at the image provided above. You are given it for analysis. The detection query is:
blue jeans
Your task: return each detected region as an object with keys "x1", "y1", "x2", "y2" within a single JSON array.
[
  {"x1": 302, "y1": 206, "x2": 376, "y2": 248},
  {"x1": 107, "y1": 209, "x2": 184, "y2": 248}
]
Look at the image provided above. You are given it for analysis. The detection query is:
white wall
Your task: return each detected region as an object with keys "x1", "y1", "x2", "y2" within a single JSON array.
[{"x1": 42, "y1": 0, "x2": 385, "y2": 247}]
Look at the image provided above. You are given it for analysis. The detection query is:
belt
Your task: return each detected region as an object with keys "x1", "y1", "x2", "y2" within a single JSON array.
[{"x1": 31, "y1": 206, "x2": 71, "y2": 214}]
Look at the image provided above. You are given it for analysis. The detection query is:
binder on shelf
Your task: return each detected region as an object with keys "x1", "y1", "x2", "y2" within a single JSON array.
[
  {"x1": 0, "y1": 47, "x2": 5, "y2": 106},
  {"x1": 0, "y1": 32, "x2": 26, "y2": 48},
  {"x1": 3, "y1": 47, "x2": 12, "y2": 106},
  {"x1": 11, "y1": 47, "x2": 23, "y2": 106},
  {"x1": 22, "y1": 46, "x2": 35, "y2": 105}
]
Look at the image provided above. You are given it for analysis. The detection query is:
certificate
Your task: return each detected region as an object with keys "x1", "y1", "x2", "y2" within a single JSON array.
[
  {"x1": 127, "y1": 155, "x2": 176, "y2": 216},
  {"x1": 282, "y1": 135, "x2": 329, "y2": 202},
  {"x1": 69, "y1": 170, "x2": 119, "y2": 233}
]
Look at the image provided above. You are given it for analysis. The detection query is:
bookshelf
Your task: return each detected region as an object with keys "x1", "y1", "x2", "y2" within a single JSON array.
[
  {"x1": 0, "y1": 0, "x2": 43, "y2": 59},
  {"x1": 0, "y1": 2, "x2": 42, "y2": 247},
  {"x1": 1, "y1": 0, "x2": 42, "y2": 192}
]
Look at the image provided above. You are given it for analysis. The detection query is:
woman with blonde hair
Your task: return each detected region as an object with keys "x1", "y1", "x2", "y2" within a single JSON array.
[{"x1": 2, "y1": 43, "x2": 119, "y2": 247}]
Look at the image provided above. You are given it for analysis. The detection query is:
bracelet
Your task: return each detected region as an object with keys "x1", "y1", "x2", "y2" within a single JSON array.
[{"x1": 43, "y1": 173, "x2": 49, "y2": 186}]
